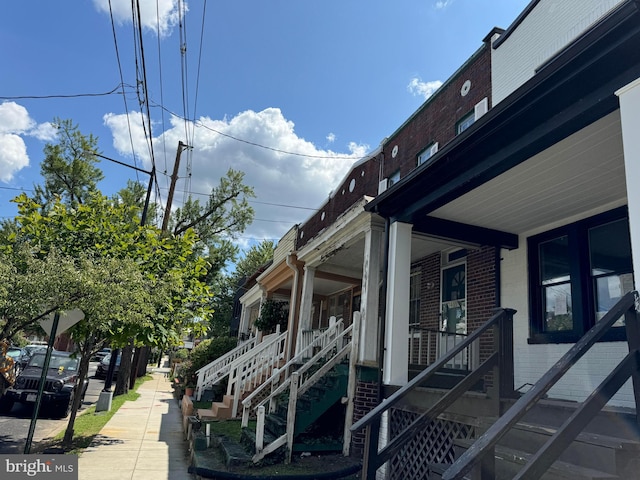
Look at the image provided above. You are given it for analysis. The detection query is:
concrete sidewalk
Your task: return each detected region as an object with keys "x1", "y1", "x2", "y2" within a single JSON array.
[{"x1": 78, "y1": 369, "x2": 195, "y2": 480}]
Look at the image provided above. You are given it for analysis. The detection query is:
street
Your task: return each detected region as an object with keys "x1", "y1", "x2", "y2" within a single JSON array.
[{"x1": 0, "y1": 361, "x2": 103, "y2": 453}]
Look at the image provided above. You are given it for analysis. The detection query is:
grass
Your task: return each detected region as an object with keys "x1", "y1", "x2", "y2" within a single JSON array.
[
  {"x1": 34, "y1": 374, "x2": 153, "y2": 455},
  {"x1": 205, "y1": 418, "x2": 256, "y2": 443}
]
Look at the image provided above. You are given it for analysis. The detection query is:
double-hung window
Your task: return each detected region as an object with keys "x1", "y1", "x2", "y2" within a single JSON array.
[{"x1": 528, "y1": 207, "x2": 633, "y2": 343}]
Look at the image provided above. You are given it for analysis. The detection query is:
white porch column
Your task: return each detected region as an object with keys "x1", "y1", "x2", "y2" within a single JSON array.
[
  {"x1": 616, "y1": 78, "x2": 640, "y2": 290},
  {"x1": 359, "y1": 227, "x2": 382, "y2": 364},
  {"x1": 296, "y1": 265, "x2": 316, "y2": 355},
  {"x1": 384, "y1": 221, "x2": 412, "y2": 385}
]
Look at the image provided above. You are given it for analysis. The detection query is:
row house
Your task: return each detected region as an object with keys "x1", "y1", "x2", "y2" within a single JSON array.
[
  {"x1": 195, "y1": 1, "x2": 640, "y2": 478},
  {"x1": 354, "y1": 0, "x2": 640, "y2": 479}
]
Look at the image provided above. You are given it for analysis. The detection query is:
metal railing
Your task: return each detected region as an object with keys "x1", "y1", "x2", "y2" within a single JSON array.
[
  {"x1": 351, "y1": 308, "x2": 516, "y2": 480},
  {"x1": 443, "y1": 291, "x2": 640, "y2": 480},
  {"x1": 408, "y1": 326, "x2": 479, "y2": 371}
]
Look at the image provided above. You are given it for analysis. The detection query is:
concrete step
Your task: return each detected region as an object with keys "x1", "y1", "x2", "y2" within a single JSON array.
[{"x1": 446, "y1": 440, "x2": 622, "y2": 480}]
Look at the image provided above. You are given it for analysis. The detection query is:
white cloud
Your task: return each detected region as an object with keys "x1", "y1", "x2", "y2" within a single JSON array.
[
  {"x1": 0, "y1": 134, "x2": 29, "y2": 182},
  {"x1": 103, "y1": 107, "x2": 368, "y2": 242},
  {"x1": 407, "y1": 78, "x2": 443, "y2": 99},
  {"x1": 435, "y1": 0, "x2": 454, "y2": 9},
  {"x1": 93, "y1": 0, "x2": 183, "y2": 37},
  {"x1": 0, "y1": 102, "x2": 35, "y2": 134},
  {"x1": 326, "y1": 133, "x2": 336, "y2": 143},
  {"x1": 29, "y1": 122, "x2": 58, "y2": 141},
  {"x1": 0, "y1": 102, "x2": 57, "y2": 182}
]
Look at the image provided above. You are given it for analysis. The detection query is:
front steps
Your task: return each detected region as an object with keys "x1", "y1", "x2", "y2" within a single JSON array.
[{"x1": 426, "y1": 401, "x2": 640, "y2": 480}]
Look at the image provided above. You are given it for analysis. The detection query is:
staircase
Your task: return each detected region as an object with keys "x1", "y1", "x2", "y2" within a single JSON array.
[
  {"x1": 428, "y1": 404, "x2": 640, "y2": 480},
  {"x1": 352, "y1": 292, "x2": 640, "y2": 480},
  {"x1": 240, "y1": 362, "x2": 349, "y2": 458},
  {"x1": 239, "y1": 315, "x2": 360, "y2": 463},
  {"x1": 195, "y1": 327, "x2": 287, "y2": 419}
]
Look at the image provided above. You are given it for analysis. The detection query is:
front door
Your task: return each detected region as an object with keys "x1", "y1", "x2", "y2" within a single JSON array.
[{"x1": 440, "y1": 263, "x2": 467, "y2": 368}]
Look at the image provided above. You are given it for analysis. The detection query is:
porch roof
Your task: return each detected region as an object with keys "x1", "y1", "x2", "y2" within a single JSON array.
[{"x1": 366, "y1": 0, "x2": 640, "y2": 246}]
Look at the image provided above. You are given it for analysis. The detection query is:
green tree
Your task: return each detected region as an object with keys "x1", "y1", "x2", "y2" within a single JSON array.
[{"x1": 33, "y1": 118, "x2": 103, "y2": 209}]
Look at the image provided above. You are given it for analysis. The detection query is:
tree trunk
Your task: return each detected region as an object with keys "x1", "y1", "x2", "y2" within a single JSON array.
[
  {"x1": 115, "y1": 342, "x2": 134, "y2": 396},
  {"x1": 129, "y1": 347, "x2": 142, "y2": 390},
  {"x1": 63, "y1": 352, "x2": 92, "y2": 444}
]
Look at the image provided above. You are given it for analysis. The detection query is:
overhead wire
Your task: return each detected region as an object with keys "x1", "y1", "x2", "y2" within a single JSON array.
[
  {"x1": 178, "y1": 0, "x2": 193, "y2": 205},
  {"x1": 149, "y1": 100, "x2": 368, "y2": 161},
  {"x1": 108, "y1": 0, "x2": 141, "y2": 183},
  {"x1": 0, "y1": 85, "x2": 124, "y2": 100},
  {"x1": 155, "y1": 0, "x2": 170, "y2": 183},
  {"x1": 132, "y1": 0, "x2": 163, "y2": 218}
]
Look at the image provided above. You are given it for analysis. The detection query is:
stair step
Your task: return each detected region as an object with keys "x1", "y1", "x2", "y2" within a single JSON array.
[
  {"x1": 211, "y1": 401, "x2": 233, "y2": 419},
  {"x1": 218, "y1": 435, "x2": 252, "y2": 467},
  {"x1": 477, "y1": 418, "x2": 640, "y2": 476},
  {"x1": 453, "y1": 439, "x2": 621, "y2": 480}
]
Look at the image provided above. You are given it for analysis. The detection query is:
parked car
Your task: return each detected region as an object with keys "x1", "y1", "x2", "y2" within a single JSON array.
[
  {"x1": 0, "y1": 351, "x2": 88, "y2": 418},
  {"x1": 5, "y1": 347, "x2": 25, "y2": 372},
  {"x1": 20, "y1": 344, "x2": 49, "y2": 369},
  {"x1": 95, "y1": 352, "x2": 121, "y2": 380},
  {"x1": 93, "y1": 347, "x2": 112, "y2": 362}
]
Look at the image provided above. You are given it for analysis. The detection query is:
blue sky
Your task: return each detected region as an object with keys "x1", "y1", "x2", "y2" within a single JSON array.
[{"x1": 0, "y1": 0, "x2": 530, "y2": 247}]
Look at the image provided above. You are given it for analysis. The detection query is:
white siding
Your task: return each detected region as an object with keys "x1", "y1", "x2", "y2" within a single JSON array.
[
  {"x1": 492, "y1": 0, "x2": 623, "y2": 105},
  {"x1": 501, "y1": 205, "x2": 635, "y2": 408}
]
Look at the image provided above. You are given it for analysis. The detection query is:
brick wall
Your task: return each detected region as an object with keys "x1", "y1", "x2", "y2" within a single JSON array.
[
  {"x1": 351, "y1": 375, "x2": 380, "y2": 457},
  {"x1": 381, "y1": 43, "x2": 491, "y2": 182},
  {"x1": 296, "y1": 154, "x2": 381, "y2": 249}
]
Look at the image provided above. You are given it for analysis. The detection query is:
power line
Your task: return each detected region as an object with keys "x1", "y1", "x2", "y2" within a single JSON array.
[
  {"x1": 149, "y1": 100, "x2": 368, "y2": 161},
  {"x1": 108, "y1": 0, "x2": 140, "y2": 182},
  {"x1": 0, "y1": 85, "x2": 125, "y2": 100}
]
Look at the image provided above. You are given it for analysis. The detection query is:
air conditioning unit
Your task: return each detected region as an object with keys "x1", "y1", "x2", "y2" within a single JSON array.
[
  {"x1": 430, "y1": 142, "x2": 439, "y2": 156},
  {"x1": 378, "y1": 178, "x2": 389, "y2": 194},
  {"x1": 474, "y1": 97, "x2": 489, "y2": 120}
]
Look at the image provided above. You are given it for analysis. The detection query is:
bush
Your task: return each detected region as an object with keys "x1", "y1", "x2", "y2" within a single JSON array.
[
  {"x1": 179, "y1": 337, "x2": 237, "y2": 387},
  {"x1": 254, "y1": 299, "x2": 288, "y2": 333}
]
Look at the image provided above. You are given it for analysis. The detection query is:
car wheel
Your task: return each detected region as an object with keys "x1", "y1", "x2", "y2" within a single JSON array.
[
  {"x1": 0, "y1": 395, "x2": 14, "y2": 414},
  {"x1": 51, "y1": 396, "x2": 73, "y2": 419}
]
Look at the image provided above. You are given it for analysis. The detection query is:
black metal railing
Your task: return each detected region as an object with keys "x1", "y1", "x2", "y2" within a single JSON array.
[
  {"x1": 351, "y1": 307, "x2": 516, "y2": 480},
  {"x1": 443, "y1": 290, "x2": 640, "y2": 480}
]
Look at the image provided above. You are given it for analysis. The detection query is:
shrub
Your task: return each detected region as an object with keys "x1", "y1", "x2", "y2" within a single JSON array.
[{"x1": 180, "y1": 337, "x2": 237, "y2": 387}]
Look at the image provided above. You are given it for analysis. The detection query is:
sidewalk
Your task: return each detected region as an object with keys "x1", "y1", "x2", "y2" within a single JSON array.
[{"x1": 78, "y1": 367, "x2": 195, "y2": 480}]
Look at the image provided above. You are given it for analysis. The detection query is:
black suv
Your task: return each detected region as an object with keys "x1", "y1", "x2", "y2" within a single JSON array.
[{"x1": 0, "y1": 351, "x2": 88, "y2": 418}]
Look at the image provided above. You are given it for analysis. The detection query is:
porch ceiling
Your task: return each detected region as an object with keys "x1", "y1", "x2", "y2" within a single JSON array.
[{"x1": 429, "y1": 111, "x2": 626, "y2": 236}]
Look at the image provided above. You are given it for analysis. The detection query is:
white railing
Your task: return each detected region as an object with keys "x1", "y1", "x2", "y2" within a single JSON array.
[
  {"x1": 194, "y1": 331, "x2": 260, "y2": 400},
  {"x1": 408, "y1": 326, "x2": 479, "y2": 371},
  {"x1": 224, "y1": 327, "x2": 288, "y2": 418},
  {"x1": 241, "y1": 314, "x2": 360, "y2": 463}
]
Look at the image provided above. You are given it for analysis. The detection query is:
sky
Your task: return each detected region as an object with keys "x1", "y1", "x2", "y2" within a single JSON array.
[{"x1": 0, "y1": 0, "x2": 531, "y2": 256}]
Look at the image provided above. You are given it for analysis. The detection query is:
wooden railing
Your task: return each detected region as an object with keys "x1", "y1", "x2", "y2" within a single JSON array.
[
  {"x1": 351, "y1": 308, "x2": 516, "y2": 480},
  {"x1": 225, "y1": 327, "x2": 288, "y2": 418},
  {"x1": 242, "y1": 314, "x2": 360, "y2": 464},
  {"x1": 443, "y1": 291, "x2": 640, "y2": 480},
  {"x1": 408, "y1": 326, "x2": 479, "y2": 371},
  {"x1": 194, "y1": 333, "x2": 259, "y2": 400}
]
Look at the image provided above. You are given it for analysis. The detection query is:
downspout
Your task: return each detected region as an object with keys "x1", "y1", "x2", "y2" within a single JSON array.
[
  {"x1": 495, "y1": 247, "x2": 502, "y2": 309},
  {"x1": 285, "y1": 254, "x2": 302, "y2": 362}
]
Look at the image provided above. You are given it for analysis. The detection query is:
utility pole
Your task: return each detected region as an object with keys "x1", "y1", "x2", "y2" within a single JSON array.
[{"x1": 162, "y1": 141, "x2": 189, "y2": 233}]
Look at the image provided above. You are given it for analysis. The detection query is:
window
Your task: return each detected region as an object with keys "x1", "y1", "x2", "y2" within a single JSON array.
[
  {"x1": 409, "y1": 270, "x2": 421, "y2": 326},
  {"x1": 456, "y1": 111, "x2": 475, "y2": 134},
  {"x1": 417, "y1": 142, "x2": 439, "y2": 166},
  {"x1": 528, "y1": 207, "x2": 633, "y2": 343},
  {"x1": 388, "y1": 170, "x2": 400, "y2": 187}
]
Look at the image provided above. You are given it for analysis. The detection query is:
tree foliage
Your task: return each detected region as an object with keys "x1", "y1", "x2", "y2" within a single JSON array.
[{"x1": 33, "y1": 118, "x2": 103, "y2": 209}]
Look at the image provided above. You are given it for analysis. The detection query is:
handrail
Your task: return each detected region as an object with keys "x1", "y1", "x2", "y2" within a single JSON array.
[
  {"x1": 226, "y1": 328, "x2": 288, "y2": 417},
  {"x1": 194, "y1": 334, "x2": 259, "y2": 400},
  {"x1": 443, "y1": 290, "x2": 639, "y2": 480},
  {"x1": 246, "y1": 317, "x2": 358, "y2": 464},
  {"x1": 351, "y1": 308, "x2": 513, "y2": 433},
  {"x1": 240, "y1": 319, "x2": 345, "y2": 420}
]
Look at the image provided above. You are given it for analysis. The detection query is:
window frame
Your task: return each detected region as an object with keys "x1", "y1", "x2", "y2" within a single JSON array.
[
  {"x1": 527, "y1": 206, "x2": 632, "y2": 344},
  {"x1": 456, "y1": 111, "x2": 475, "y2": 135},
  {"x1": 388, "y1": 170, "x2": 400, "y2": 188},
  {"x1": 417, "y1": 142, "x2": 438, "y2": 167}
]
